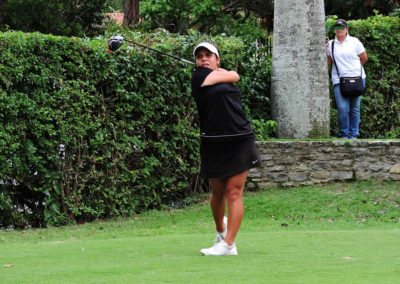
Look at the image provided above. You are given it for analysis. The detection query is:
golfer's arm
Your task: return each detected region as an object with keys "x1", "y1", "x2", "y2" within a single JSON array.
[{"x1": 201, "y1": 70, "x2": 240, "y2": 87}]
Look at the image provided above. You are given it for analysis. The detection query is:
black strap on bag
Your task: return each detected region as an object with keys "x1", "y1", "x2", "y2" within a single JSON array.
[{"x1": 331, "y1": 40, "x2": 364, "y2": 97}]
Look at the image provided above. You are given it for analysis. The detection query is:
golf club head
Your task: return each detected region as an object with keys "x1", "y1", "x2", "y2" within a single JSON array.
[{"x1": 108, "y1": 35, "x2": 124, "y2": 52}]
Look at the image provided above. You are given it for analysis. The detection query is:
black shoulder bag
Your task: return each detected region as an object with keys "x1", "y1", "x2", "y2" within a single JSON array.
[{"x1": 331, "y1": 41, "x2": 364, "y2": 97}]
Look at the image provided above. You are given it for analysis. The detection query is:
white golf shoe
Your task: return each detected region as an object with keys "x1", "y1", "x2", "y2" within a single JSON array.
[
  {"x1": 200, "y1": 240, "x2": 238, "y2": 256},
  {"x1": 214, "y1": 216, "x2": 228, "y2": 244}
]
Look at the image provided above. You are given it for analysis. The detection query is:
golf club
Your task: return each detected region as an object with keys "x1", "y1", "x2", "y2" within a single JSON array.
[{"x1": 107, "y1": 35, "x2": 195, "y2": 65}]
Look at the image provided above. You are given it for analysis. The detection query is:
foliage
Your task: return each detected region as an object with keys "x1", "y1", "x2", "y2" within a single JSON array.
[
  {"x1": 220, "y1": 0, "x2": 274, "y2": 31},
  {"x1": 2, "y1": 0, "x2": 107, "y2": 37},
  {"x1": 139, "y1": 0, "x2": 195, "y2": 34},
  {"x1": 326, "y1": 14, "x2": 400, "y2": 138},
  {"x1": 139, "y1": 0, "x2": 268, "y2": 39},
  {"x1": 104, "y1": 0, "x2": 125, "y2": 12},
  {"x1": 0, "y1": 31, "x2": 194, "y2": 227},
  {"x1": 250, "y1": 119, "x2": 277, "y2": 140},
  {"x1": 2, "y1": 0, "x2": 399, "y2": 37},
  {"x1": 0, "y1": 30, "x2": 272, "y2": 228},
  {"x1": 389, "y1": 8, "x2": 400, "y2": 17},
  {"x1": 138, "y1": 0, "x2": 399, "y2": 35},
  {"x1": 325, "y1": 0, "x2": 399, "y2": 20}
]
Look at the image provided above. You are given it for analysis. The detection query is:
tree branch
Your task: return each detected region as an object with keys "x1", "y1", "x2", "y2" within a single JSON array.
[{"x1": 221, "y1": 0, "x2": 242, "y2": 13}]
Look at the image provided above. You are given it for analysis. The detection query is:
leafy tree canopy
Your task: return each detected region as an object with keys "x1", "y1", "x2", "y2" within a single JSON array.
[
  {"x1": 1, "y1": 0, "x2": 398, "y2": 37},
  {"x1": 138, "y1": 0, "x2": 269, "y2": 38},
  {"x1": 2, "y1": 0, "x2": 108, "y2": 37},
  {"x1": 325, "y1": 0, "x2": 399, "y2": 20},
  {"x1": 135, "y1": 0, "x2": 398, "y2": 35}
]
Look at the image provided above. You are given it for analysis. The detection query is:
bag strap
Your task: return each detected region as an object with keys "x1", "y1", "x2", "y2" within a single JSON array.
[
  {"x1": 331, "y1": 40, "x2": 341, "y2": 76},
  {"x1": 331, "y1": 40, "x2": 363, "y2": 78}
]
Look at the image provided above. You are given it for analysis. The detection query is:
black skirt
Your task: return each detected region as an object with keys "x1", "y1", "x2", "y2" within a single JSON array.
[{"x1": 200, "y1": 133, "x2": 261, "y2": 179}]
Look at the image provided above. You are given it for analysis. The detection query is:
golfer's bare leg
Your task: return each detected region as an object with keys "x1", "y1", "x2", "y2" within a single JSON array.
[
  {"x1": 224, "y1": 170, "x2": 248, "y2": 246},
  {"x1": 209, "y1": 178, "x2": 227, "y2": 233}
]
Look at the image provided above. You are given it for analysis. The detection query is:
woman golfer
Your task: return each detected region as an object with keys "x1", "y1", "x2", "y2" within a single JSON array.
[{"x1": 191, "y1": 42, "x2": 261, "y2": 256}]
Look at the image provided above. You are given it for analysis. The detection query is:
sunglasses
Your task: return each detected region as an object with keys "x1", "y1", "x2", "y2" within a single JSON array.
[{"x1": 334, "y1": 26, "x2": 346, "y2": 30}]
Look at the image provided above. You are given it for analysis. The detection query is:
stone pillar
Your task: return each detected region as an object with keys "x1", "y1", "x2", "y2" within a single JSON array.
[{"x1": 271, "y1": 0, "x2": 330, "y2": 139}]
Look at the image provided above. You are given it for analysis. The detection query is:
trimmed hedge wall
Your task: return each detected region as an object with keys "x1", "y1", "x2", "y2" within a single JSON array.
[{"x1": 0, "y1": 30, "x2": 271, "y2": 227}]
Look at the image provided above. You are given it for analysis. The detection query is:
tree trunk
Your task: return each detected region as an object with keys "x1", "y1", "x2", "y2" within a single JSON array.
[
  {"x1": 271, "y1": 0, "x2": 330, "y2": 138},
  {"x1": 123, "y1": 0, "x2": 140, "y2": 26}
]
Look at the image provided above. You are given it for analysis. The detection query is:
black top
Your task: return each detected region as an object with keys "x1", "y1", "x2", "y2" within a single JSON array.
[{"x1": 191, "y1": 67, "x2": 253, "y2": 141}]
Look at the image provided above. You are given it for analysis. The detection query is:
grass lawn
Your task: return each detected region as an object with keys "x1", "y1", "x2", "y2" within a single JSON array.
[{"x1": 1, "y1": 180, "x2": 399, "y2": 283}]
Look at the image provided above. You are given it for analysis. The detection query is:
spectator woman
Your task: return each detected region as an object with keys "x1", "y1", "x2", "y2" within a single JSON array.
[{"x1": 327, "y1": 19, "x2": 368, "y2": 139}]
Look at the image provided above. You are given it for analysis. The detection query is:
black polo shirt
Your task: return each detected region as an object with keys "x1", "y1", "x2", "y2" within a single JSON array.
[{"x1": 191, "y1": 67, "x2": 253, "y2": 141}]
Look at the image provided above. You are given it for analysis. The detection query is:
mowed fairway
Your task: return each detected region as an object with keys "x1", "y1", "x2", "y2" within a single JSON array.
[{"x1": 1, "y1": 181, "x2": 400, "y2": 283}]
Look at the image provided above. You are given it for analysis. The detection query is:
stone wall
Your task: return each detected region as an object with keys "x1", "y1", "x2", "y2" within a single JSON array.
[{"x1": 247, "y1": 140, "x2": 400, "y2": 190}]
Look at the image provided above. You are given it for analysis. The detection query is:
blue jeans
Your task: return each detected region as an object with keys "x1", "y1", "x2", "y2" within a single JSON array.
[{"x1": 333, "y1": 79, "x2": 366, "y2": 139}]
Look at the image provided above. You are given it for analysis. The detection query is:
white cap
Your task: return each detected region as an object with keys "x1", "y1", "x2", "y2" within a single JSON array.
[{"x1": 193, "y1": 42, "x2": 219, "y2": 58}]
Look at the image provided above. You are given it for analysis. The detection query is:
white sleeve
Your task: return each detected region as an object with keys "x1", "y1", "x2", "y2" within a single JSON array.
[{"x1": 326, "y1": 40, "x2": 333, "y2": 57}]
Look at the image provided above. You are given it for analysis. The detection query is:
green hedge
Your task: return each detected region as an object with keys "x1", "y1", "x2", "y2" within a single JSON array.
[
  {"x1": 0, "y1": 30, "x2": 271, "y2": 228},
  {"x1": 326, "y1": 14, "x2": 400, "y2": 138}
]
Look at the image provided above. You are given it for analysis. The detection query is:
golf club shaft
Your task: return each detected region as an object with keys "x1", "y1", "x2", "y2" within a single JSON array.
[{"x1": 125, "y1": 39, "x2": 195, "y2": 65}]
